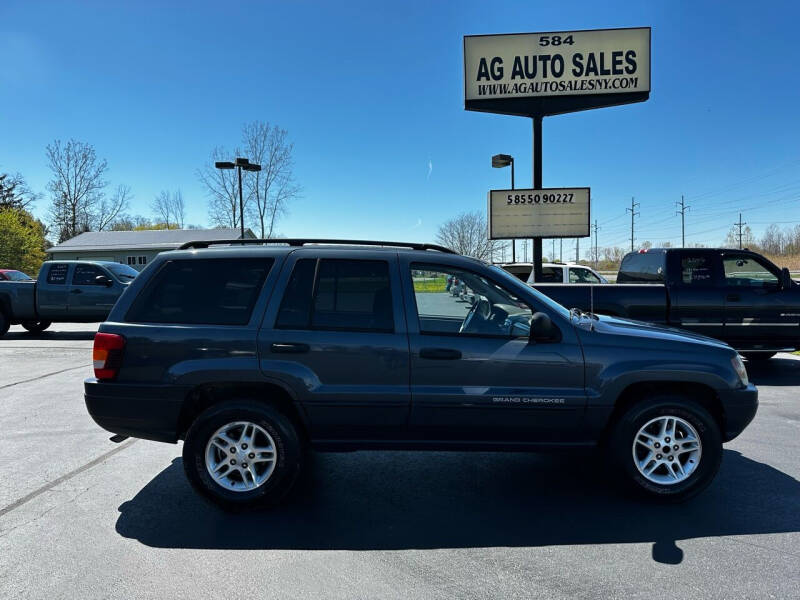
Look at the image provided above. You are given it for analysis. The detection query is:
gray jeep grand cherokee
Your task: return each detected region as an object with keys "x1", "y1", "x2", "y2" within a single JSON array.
[{"x1": 85, "y1": 239, "x2": 758, "y2": 509}]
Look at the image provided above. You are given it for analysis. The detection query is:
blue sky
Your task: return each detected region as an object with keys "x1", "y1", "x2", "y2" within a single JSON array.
[{"x1": 2, "y1": 0, "x2": 799, "y2": 256}]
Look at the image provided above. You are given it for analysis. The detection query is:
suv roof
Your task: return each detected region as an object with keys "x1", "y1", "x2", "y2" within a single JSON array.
[{"x1": 178, "y1": 238, "x2": 456, "y2": 254}]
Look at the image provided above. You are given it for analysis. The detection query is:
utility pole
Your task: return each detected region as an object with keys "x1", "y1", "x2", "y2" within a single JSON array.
[
  {"x1": 676, "y1": 194, "x2": 689, "y2": 247},
  {"x1": 575, "y1": 238, "x2": 579, "y2": 262},
  {"x1": 559, "y1": 239, "x2": 563, "y2": 261},
  {"x1": 735, "y1": 213, "x2": 747, "y2": 249},
  {"x1": 551, "y1": 239, "x2": 556, "y2": 262},
  {"x1": 592, "y1": 220, "x2": 600, "y2": 268},
  {"x1": 626, "y1": 197, "x2": 640, "y2": 251}
]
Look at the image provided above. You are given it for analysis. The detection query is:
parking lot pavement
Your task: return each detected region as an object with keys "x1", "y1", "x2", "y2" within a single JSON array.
[{"x1": 1, "y1": 325, "x2": 799, "y2": 599}]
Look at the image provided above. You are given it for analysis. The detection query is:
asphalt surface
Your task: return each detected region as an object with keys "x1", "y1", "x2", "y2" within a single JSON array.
[{"x1": 1, "y1": 322, "x2": 798, "y2": 599}]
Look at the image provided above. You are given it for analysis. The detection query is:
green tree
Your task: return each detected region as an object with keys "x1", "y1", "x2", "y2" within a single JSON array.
[{"x1": 0, "y1": 209, "x2": 47, "y2": 275}]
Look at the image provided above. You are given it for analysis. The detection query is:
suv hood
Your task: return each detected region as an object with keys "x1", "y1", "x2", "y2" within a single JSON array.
[{"x1": 579, "y1": 313, "x2": 732, "y2": 351}]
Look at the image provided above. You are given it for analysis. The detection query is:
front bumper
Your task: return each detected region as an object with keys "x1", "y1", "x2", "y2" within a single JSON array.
[
  {"x1": 84, "y1": 378, "x2": 188, "y2": 443},
  {"x1": 719, "y1": 383, "x2": 758, "y2": 442}
]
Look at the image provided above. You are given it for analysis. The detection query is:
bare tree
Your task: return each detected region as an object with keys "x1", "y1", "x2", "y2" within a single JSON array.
[
  {"x1": 95, "y1": 184, "x2": 132, "y2": 231},
  {"x1": 46, "y1": 139, "x2": 108, "y2": 242},
  {"x1": 198, "y1": 146, "x2": 251, "y2": 229},
  {"x1": 242, "y1": 121, "x2": 301, "y2": 238},
  {"x1": 151, "y1": 189, "x2": 185, "y2": 229},
  {"x1": 435, "y1": 211, "x2": 498, "y2": 261},
  {"x1": 0, "y1": 172, "x2": 39, "y2": 210}
]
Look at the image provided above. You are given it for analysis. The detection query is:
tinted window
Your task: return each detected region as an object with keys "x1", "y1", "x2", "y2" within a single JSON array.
[
  {"x1": 618, "y1": 252, "x2": 665, "y2": 283},
  {"x1": 723, "y1": 255, "x2": 778, "y2": 288},
  {"x1": 680, "y1": 254, "x2": 716, "y2": 286},
  {"x1": 540, "y1": 267, "x2": 563, "y2": 282},
  {"x1": 312, "y1": 260, "x2": 394, "y2": 332},
  {"x1": 46, "y1": 264, "x2": 69, "y2": 284},
  {"x1": 127, "y1": 258, "x2": 272, "y2": 325},
  {"x1": 275, "y1": 259, "x2": 316, "y2": 329},
  {"x1": 73, "y1": 265, "x2": 105, "y2": 285}
]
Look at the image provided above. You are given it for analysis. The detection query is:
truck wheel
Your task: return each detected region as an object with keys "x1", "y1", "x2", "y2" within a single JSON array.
[
  {"x1": 609, "y1": 396, "x2": 722, "y2": 502},
  {"x1": 182, "y1": 400, "x2": 304, "y2": 511},
  {"x1": 21, "y1": 320, "x2": 51, "y2": 334},
  {"x1": 0, "y1": 311, "x2": 9, "y2": 337},
  {"x1": 741, "y1": 352, "x2": 776, "y2": 361}
]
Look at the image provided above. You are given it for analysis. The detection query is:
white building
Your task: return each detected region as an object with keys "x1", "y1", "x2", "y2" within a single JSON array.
[{"x1": 48, "y1": 228, "x2": 256, "y2": 271}]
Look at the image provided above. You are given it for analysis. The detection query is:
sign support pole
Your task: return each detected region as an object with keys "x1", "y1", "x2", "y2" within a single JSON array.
[{"x1": 532, "y1": 115, "x2": 543, "y2": 283}]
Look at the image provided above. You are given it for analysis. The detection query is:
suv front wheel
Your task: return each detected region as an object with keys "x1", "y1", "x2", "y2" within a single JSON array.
[
  {"x1": 609, "y1": 396, "x2": 722, "y2": 502},
  {"x1": 182, "y1": 400, "x2": 304, "y2": 510}
]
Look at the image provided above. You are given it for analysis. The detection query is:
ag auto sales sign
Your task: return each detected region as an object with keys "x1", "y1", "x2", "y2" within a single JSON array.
[{"x1": 464, "y1": 27, "x2": 650, "y2": 116}]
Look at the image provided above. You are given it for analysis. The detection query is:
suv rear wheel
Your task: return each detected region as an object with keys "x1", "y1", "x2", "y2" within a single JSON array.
[
  {"x1": 609, "y1": 396, "x2": 722, "y2": 502},
  {"x1": 21, "y1": 320, "x2": 51, "y2": 334},
  {"x1": 182, "y1": 400, "x2": 303, "y2": 510}
]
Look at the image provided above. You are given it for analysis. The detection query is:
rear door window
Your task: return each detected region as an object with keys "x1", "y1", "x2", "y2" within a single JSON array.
[
  {"x1": 127, "y1": 258, "x2": 272, "y2": 325},
  {"x1": 275, "y1": 258, "x2": 394, "y2": 333},
  {"x1": 680, "y1": 254, "x2": 717, "y2": 287},
  {"x1": 540, "y1": 267, "x2": 563, "y2": 282},
  {"x1": 46, "y1": 263, "x2": 69, "y2": 284}
]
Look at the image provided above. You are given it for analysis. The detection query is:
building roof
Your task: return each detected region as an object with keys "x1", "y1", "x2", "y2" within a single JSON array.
[{"x1": 49, "y1": 228, "x2": 255, "y2": 253}]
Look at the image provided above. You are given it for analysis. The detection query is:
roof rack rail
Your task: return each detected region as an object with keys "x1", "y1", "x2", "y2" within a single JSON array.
[{"x1": 177, "y1": 238, "x2": 456, "y2": 254}]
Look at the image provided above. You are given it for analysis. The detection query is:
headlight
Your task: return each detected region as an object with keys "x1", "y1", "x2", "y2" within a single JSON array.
[{"x1": 731, "y1": 355, "x2": 749, "y2": 387}]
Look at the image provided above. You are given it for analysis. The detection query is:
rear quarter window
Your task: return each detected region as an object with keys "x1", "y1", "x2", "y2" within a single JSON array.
[{"x1": 126, "y1": 258, "x2": 273, "y2": 325}]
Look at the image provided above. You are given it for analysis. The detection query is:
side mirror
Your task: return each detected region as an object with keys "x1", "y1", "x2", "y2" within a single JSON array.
[
  {"x1": 781, "y1": 267, "x2": 792, "y2": 289},
  {"x1": 95, "y1": 275, "x2": 112, "y2": 287},
  {"x1": 530, "y1": 311, "x2": 556, "y2": 343}
]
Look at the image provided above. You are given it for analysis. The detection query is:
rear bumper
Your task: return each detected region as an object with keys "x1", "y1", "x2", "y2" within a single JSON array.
[
  {"x1": 84, "y1": 378, "x2": 188, "y2": 443},
  {"x1": 719, "y1": 383, "x2": 758, "y2": 442}
]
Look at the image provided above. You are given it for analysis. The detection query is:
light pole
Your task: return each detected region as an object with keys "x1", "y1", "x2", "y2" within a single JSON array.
[
  {"x1": 492, "y1": 153, "x2": 515, "y2": 262},
  {"x1": 215, "y1": 157, "x2": 262, "y2": 239}
]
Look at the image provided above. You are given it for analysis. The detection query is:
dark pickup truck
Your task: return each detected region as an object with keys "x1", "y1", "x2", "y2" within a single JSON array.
[
  {"x1": 0, "y1": 260, "x2": 138, "y2": 336},
  {"x1": 533, "y1": 248, "x2": 799, "y2": 359}
]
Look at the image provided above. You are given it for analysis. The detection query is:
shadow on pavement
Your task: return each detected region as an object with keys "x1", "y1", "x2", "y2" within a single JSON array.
[
  {"x1": 746, "y1": 356, "x2": 800, "y2": 387},
  {"x1": 116, "y1": 449, "x2": 799, "y2": 563},
  {"x1": 2, "y1": 329, "x2": 97, "y2": 341}
]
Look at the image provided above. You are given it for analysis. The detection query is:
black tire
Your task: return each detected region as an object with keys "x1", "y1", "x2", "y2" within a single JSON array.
[
  {"x1": 609, "y1": 396, "x2": 722, "y2": 502},
  {"x1": 182, "y1": 400, "x2": 304, "y2": 511},
  {"x1": 0, "y1": 311, "x2": 9, "y2": 337},
  {"x1": 741, "y1": 352, "x2": 776, "y2": 361},
  {"x1": 21, "y1": 320, "x2": 52, "y2": 334}
]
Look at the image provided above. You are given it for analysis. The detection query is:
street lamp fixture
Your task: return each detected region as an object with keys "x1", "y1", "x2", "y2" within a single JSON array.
[
  {"x1": 215, "y1": 157, "x2": 262, "y2": 239},
  {"x1": 492, "y1": 153, "x2": 515, "y2": 261}
]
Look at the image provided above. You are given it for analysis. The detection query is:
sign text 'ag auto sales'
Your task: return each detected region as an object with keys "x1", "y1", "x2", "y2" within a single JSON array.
[{"x1": 464, "y1": 28, "x2": 650, "y2": 116}]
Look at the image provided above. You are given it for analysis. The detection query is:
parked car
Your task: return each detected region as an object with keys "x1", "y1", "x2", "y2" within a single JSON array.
[
  {"x1": 501, "y1": 261, "x2": 608, "y2": 284},
  {"x1": 0, "y1": 260, "x2": 138, "y2": 335},
  {"x1": 532, "y1": 248, "x2": 799, "y2": 360},
  {"x1": 0, "y1": 269, "x2": 33, "y2": 281},
  {"x1": 85, "y1": 239, "x2": 757, "y2": 509}
]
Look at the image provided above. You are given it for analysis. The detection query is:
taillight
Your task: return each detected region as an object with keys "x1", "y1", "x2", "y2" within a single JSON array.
[{"x1": 93, "y1": 333, "x2": 125, "y2": 380}]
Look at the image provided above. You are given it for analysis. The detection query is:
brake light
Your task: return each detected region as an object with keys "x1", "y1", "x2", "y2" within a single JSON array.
[{"x1": 93, "y1": 333, "x2": 125, "y2": 380}]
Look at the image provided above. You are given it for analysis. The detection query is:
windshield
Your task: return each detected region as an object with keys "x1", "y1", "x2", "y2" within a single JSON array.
[
  {"x1": 2, "y1": 270, "x2": 32, "y2": 281},
  {"x1": 107, "y1": 264, "x2": 139, "y2": 281},
  {"x1": 488, "y1": 265, "x2": 571, "y2": 320}
]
